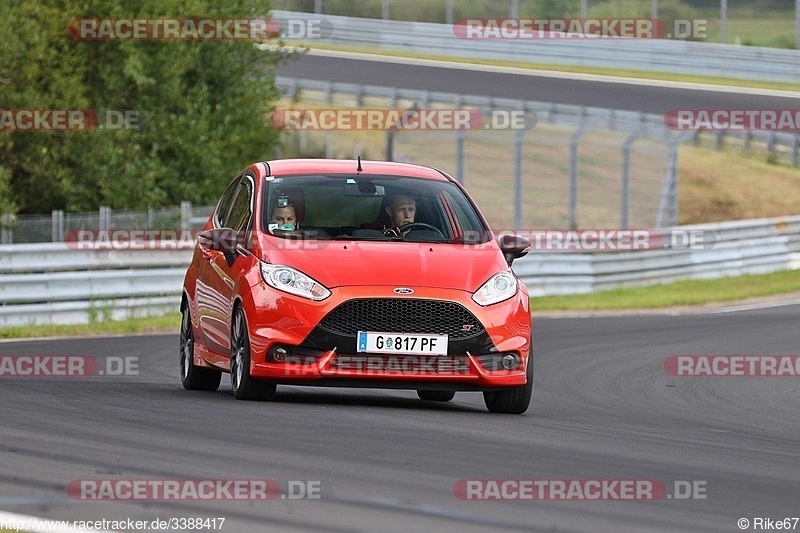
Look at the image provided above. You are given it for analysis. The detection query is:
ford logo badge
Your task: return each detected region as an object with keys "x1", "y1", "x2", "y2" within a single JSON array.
[{"x1": 393, "y1": 288, "x2": 414, "y2": 294}]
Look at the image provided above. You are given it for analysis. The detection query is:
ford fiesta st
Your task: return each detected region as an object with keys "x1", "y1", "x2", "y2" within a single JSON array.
[{"x1": 180, "y1": 159, "x2": 533, "y2": 413}]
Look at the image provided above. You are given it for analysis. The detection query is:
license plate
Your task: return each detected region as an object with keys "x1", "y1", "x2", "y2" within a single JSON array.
[{"x1": 357, "y1": 332, "x2": 448, "y2": 355}]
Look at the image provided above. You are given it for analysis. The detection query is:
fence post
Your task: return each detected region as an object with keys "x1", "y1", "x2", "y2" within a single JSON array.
[
  {"x1": 621, "y1": 131, "x2": 643, "y2": 230},
  {"x1": 385, "y1": 130, "x2": 395, "y2": 161},
  {"x1": 513, "y1": 111, "x2": 537, "y2": 231},
  {"x1": 181, "y1": 201, "x2": 192, "y2": 231},
  {"x1": 721, "y1": 0, "x2": 728, "y2": 44},
  {"x1": 421, "y1": 91, "x2": 430, "y2": 109},
  {"x1": 569, "y1": 126, "x2": 588, "y2": 231},
  {"x1": 656, "y1": 134, "x2": 690, "y2": 228},
  {"x1": 455, "y1": 130, "x2": 466, "y2": 185},
  {"x1": 767, "y1": 132, "x2": 776, "y2": 159},
  {"x1": 355, "y1": 84, "x2": 364, "y2": 107},
  {"x1": 99, "y1": 206, "x2": 111, "y2": 231},
  {"x1": 0, "y1": 213, "x2": 13, "y2": 244},
  {"x1": 547, "y1": 103, "x2": 557, "y2": 124},
  {"x1": 513, "y1": 132, "x2": 523, "y2": 230},
  {"x1": 51, "y1": 209, "x2": 64, "y2": 242},
  {"x1": 299, "y1": 129, "x2": 308, "y2": 154}
]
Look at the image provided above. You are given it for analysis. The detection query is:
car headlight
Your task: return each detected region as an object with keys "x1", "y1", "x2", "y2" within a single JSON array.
[
  {"x1": 260, "y1": 263, "x2": 331, "y2": 301},
  {"x1": 472, "y1": 271, "x2": 518, "y2": 306}
]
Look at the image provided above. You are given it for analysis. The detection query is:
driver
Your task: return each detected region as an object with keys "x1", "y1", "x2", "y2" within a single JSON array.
[{"x1": 384, "y1": 194, "x2": 416, "y2": 236}]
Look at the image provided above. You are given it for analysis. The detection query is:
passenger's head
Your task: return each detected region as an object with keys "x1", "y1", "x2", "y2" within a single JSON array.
[
  {"x1": 271, "y1": 205, "x2": 297, "y2": 230},
  {"x1": 385, "y1": 194, "x2": 416, "y2": 228}
]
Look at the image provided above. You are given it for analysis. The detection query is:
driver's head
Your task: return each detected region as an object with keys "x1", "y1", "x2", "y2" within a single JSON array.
[{"x1": 385, "y1": 194, "x2": 416, "y2": 228}]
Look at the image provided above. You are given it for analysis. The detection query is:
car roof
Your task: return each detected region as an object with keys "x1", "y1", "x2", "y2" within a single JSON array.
[{"x1": 264, "y1": 159, "x2": 451, "y2": 181}]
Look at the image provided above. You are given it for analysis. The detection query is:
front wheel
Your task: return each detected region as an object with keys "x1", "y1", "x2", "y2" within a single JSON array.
[
  {"x1": 417, "y1": 390, "x2": 456, "y2": 402},
  {"x1": 230, "y1": 308, "x2": 276, "y2": 401},
  {"x1": 483, "y1": 356, "x2": 533, "y2": 414},
  {"x1": 179, "y1": 305, "x2": 221, "y2": 391}
]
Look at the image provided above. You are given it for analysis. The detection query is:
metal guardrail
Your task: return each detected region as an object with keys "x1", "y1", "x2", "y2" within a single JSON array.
[
  {"x1": 1, "y1": 216, "x2": 799, "y2": 327},
  {"x1": 0, "y1": 244, "x2": 192, "y2": 274},
  {"x1": 273, "y1": 10, "x2": 800, "y2": 83},
  {"x1": 0, "y1": 244, "x2": 193, "y2": 327},
  {"x1": 519, "y1": 216, "x2": 800, "y2": 295}
]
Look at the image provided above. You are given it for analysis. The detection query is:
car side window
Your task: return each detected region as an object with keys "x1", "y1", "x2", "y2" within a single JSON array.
[
  {"x1": 225, "y1": 178, "x2": 254, "y2": 235},
  {"x1": 216, "y1": 177, "x2": 241, "y2": 228}
]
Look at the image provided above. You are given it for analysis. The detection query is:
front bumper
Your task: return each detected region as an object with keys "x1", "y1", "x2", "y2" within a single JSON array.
[{"x1": 241, "y1": 284, "x2": 531, "y2": 390}]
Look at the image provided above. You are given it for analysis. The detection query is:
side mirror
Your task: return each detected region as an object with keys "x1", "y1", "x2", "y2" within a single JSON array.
[
  {"x1": 498, "y1": 234, "x2": 531, "y2": 265},
  {"x1": 198, "y1": 228, "x2": 237, "y2": 253}
]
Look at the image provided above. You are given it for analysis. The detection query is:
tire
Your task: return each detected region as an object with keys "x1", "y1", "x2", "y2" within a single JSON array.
[
  {"x1": 230, "y1": 307, "x2": 276, "y2": 401},
  {"x1": 417, "y1": 390, "x2": 456, "y2": 402},
  {"x1": 180, "y1": 304, "x2": 221, "y2": 391},
  {"x1": 483, "y1": 355, "x2": 533, "y2": 414}
]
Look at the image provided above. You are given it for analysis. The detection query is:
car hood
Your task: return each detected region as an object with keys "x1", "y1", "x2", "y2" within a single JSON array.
[{"x1": 261, "y1": 239, "x2": 508, "y2": 291}]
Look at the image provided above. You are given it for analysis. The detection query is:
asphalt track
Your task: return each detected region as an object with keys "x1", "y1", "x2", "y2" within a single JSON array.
[
  {"x1": 1, "y1": 304, "x2": 798, "y2": 532},
  {"x1": 275, "y1": 51, "x2": 800, "y2": 114}
]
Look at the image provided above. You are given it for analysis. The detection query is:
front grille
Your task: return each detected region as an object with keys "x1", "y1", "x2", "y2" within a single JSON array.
[{"x1": 318, "y1": 299, "x2": 485, "y2": 340}]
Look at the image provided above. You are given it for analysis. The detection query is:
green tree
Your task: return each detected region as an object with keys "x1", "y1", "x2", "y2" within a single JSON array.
[
  {"x1": 0, "y1": 165, "x2": 15, "y2": 218},
  {"x1": 0, "y1": 0, "x2": 285, "y2": 214}
]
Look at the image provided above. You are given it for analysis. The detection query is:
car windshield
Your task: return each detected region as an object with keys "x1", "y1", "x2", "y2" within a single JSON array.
[{"x1": 262, "y1": 174, "x2": 491, "y2": 244}]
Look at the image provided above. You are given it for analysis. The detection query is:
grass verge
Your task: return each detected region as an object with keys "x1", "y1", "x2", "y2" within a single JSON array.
[
  {"x1": 0, "y1": 313, "x2": 181, "y2": 341},
  {"x1": 531, "y1": 269, "x2": 800, "y2": 311},
  {"x1": 296, "y1": 42, "x2": 800, "y2": 93}
]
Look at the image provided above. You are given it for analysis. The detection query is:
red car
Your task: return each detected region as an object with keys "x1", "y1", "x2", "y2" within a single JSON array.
[{"x1": 180, "y1": 159, "x2": 533, "y2": 413}]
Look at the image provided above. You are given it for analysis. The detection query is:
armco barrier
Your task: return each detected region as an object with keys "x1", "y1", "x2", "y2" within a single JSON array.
[
  {"x1": 1, "y1": 216, "x2": 799, "y2": 326},
  {"x1": 272, "y1": 10, "x2": 800, "y2": 83},
  {"x1": 0, "y1": 244, "x2": 193, "y2": 327},
  {"x1": 518, "y1": 216, "x2": 800, "y2": 296}
]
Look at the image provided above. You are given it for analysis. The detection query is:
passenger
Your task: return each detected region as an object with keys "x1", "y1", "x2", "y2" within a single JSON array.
[{"x1": 270, "y1": 204, "x2": 297, "y2": 231}]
